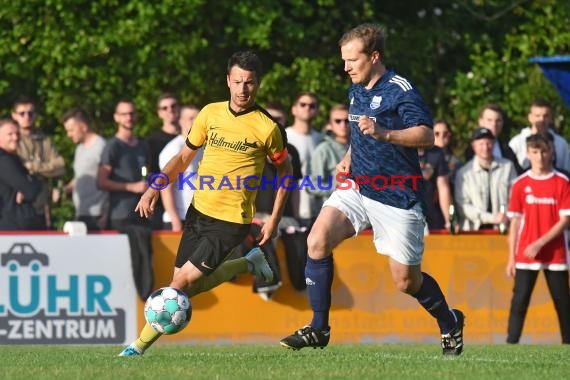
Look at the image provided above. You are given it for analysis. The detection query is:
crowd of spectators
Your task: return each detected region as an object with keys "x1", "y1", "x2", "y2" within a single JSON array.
[{"x1": 2, "y1": 94, "x2": 569, "y2": 303}]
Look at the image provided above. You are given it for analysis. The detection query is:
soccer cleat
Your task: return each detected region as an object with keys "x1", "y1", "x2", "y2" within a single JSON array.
[
  {"x1": 441, "y1": 309, "x2": 465, "y2": 356},
  {"x1": 245, "y1": 247, "x2": 274, "y2": 283},
  {"x1": 280, "y1": 325, "x2": 330, "y2": 350},
  {"x1": 118, "y1": 344, "x2": 143, "y2": 357}
]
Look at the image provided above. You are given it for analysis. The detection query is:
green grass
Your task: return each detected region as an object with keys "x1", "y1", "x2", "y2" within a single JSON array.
[{"x1": 0, "y1": 344, "x2": 568, "y2": 380}]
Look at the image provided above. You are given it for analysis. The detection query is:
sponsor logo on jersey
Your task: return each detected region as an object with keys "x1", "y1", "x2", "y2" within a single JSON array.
[
  {"x1": 525, "y1": 194, "x2": 556, "y2": 205},
  {"x1": 349, "y1": 114, "x2": 376, "y2": 122},
  {"x1": 208, "y1": 132, "x2": 258, "y2": 152},
  {"x1": 370, "y1": 96, "x2": 382, "y2": 110}
]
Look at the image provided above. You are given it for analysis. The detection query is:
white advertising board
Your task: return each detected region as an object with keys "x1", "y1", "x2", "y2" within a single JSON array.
[{"x1": 0, "y1": 234, "x2": 137, "y2": 345}]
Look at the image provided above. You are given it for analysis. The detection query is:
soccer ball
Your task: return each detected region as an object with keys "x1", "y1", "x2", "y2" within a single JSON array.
[{"x1": 144, "y1": 287, "x2": 192, "y2": 335}]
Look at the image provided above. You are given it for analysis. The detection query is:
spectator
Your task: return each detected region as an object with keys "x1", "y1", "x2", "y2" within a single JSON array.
[
  {"x1": 261, "y1": 102, "x2": 301, "y2": 224},
  {"x1": 508, "y1": 98, "x2": 570, "y2": 173},
  {"x1": 418, "y1": 146, "x2": 452, "y2": 231},
  {"x1": 433, "y1": 119, "x2": 462, "y2": 191},
  {"x1": 253, "y1": 102, "x2": 304, "y2": 299},
  {"x1": 12, "y1": 97, "x2": 66, "y2": 229},
  {"x1": 455, "y1": 127, "x2": 517, "y2": 231},
  {"x1": 506, "y1": 134, "x2": 570, "y2": 344},
  {"x1": 62, "y1": 108, "x2": 108, "y2": 230},
  {"x1": 97, "y1": 99, "x2": 153, "y2": 300},
  {"x1": 286, "y1": 91, "x2": 323, "y2": 227},
  {"x1": 159, "y1": 104, "x2": 203, "y2": 231},
  {"x1": 465, "y1": 103, "x2": 523, "y2": 174},
  {"x1": 308, "y1": 104, "x2": 350, "y2": 208},
  {"x1": 0, "y1": 118, "x2": 43, "y2": 230},
  {"x1": 146, "y1": 93, "x2": 180, "y2": 229}
]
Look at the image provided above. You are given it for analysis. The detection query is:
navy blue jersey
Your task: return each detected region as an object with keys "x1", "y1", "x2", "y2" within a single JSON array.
[{"x1": 348, "y1": 69, "x2": 433, "y2": 210}]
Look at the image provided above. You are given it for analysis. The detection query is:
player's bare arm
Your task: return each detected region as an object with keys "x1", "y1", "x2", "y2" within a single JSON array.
[
  {"x1": 523, "y1": 215, "x2": 570, "y2": 259},
  {"x1": 136, "y1": 145, "x2": 199, "y2": 218},
  {"x1": 506, "y1": 216, "x2": 521, "y2": 277},
  {"x1": 258, "y1": 156, "x2": 293, "y2": 246},
  {"x1": 358, "y1": 116, "x2": 434, "y2": 148}
]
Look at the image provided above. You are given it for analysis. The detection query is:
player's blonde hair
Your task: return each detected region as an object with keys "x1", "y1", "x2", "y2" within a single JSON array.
[{"x1": 339, "y1": 23, "x2": 386, "y2": 61}]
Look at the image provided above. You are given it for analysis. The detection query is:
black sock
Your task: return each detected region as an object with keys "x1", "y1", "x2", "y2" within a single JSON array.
[
  {"x1": 305, "y1": 255, "x2": 334, "y2": 331},
  {"x1": 412, "y1": 272, "x2": 456, "y2": 334}
]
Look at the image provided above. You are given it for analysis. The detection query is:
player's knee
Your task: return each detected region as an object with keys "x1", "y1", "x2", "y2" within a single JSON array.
[
  {"x1": 307, "y1": 229, "x2": 328, "y2": 258},
  {"x1": 393, "y1": 277, "x2": 416, "y2": 294}
]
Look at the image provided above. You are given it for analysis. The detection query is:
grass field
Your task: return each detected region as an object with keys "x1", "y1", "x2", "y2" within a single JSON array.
[{"x1": 1, "y1": 344, "x2": 568, "y2": 380}]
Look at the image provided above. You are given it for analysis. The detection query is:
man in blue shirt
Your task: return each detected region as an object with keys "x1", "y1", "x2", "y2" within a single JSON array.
[{"x1": 280, "y1": 23, "x2": 464, "y2": 356}]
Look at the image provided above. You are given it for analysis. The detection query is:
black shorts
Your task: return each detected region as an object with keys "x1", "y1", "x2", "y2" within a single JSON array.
[{"x1": 175, "y1": 205, "x2": 250, "y2": 274}]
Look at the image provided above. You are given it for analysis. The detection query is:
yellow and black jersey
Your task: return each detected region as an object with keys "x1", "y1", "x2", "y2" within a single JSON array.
[{"x1": 186, "y1": 101, "x2": 288, "y2": 224}]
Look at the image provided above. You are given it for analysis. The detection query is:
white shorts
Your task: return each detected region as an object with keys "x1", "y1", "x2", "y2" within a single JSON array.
[{"x1": 323, "y1": 183, "x2": 425, "y2": 265}]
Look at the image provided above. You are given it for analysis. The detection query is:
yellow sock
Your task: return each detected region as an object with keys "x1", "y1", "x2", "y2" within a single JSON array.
[{"x1": 133, "y1": 323, "x2": 162, "y2": 352}]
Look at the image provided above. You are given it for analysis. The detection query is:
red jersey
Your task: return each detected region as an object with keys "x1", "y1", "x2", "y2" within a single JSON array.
[{"x1": 508, "y1": 170, "x2": 570, "y2": 270}]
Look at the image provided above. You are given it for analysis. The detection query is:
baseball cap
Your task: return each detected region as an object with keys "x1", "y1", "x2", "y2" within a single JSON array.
[{"x1": 471, "y1": 127, "x2": 495, "y2": 141}]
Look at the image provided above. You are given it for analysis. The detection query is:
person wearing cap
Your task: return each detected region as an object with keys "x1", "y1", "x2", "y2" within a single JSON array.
[{"x1": 454, "y1": 127, "x2": 517, "y2": 231}]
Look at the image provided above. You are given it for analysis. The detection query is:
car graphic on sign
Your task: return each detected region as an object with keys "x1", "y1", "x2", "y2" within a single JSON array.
[{"x1": 1, "y1": 243, "x2": 49, "y2": 268}]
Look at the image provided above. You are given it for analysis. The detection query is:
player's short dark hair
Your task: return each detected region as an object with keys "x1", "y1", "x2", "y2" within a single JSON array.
[
  {"x1": 227, "y1": 51, "x2": 263, "y2": 80},
  {"x1": 526, "y1": 133, "x2": 552, "y2": 151},
  {"x1": 61, "y1": 107, "x2": 91, "y2": 126},
  {"x1": 339, "y1": 23, "x2": 386, "y2": 60}
]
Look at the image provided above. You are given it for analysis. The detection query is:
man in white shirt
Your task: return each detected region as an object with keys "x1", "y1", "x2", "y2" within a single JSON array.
[
  {"x1": 509, "y1": 98, "x2": 570, "y2": 172},
  {"x1": 285, "y1": 92, "x2": 323, "y2": 226},
  {"x1": 159, "y1": 104, "x2": 203, "y2": 231}
]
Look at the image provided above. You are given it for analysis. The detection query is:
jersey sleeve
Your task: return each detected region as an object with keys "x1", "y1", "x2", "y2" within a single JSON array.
[
  {"x1": 265, "y1": 122, "x2": 288, "y2": 165},
  {"x1": 186, "y1": 106, "x2": 208, "y2": 150},
  {"x1": 507, "y1": 180, "x2": 523, "y2": 218},
  {"x1": 559, "y1": 178, "x2": 570, "y2": 216},
  {"x1": 396, "y1": 89, "x2": 433, "y2": 128}
]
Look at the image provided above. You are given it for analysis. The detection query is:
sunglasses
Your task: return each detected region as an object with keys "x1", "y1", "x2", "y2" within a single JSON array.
[
  {"x1": 434, "y1": 131, "x2": 450, "y2": 137},
  {"x1": 333, "y1": 118, "x2": 349, "y2": 124},
  {"x1": 298, "y1": 102, "x2": 317, "y2": 110},
  {"x1": 159, "y1": 104, "x2": 178, "y2": 111},
  {"x1": 17, "y1": 111, "x2": 35, "y2": 117}
]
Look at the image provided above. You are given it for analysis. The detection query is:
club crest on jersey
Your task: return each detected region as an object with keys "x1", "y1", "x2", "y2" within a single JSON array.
[{"x1": 370, "y1": 96, "x2": 382, "y2": 110}]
